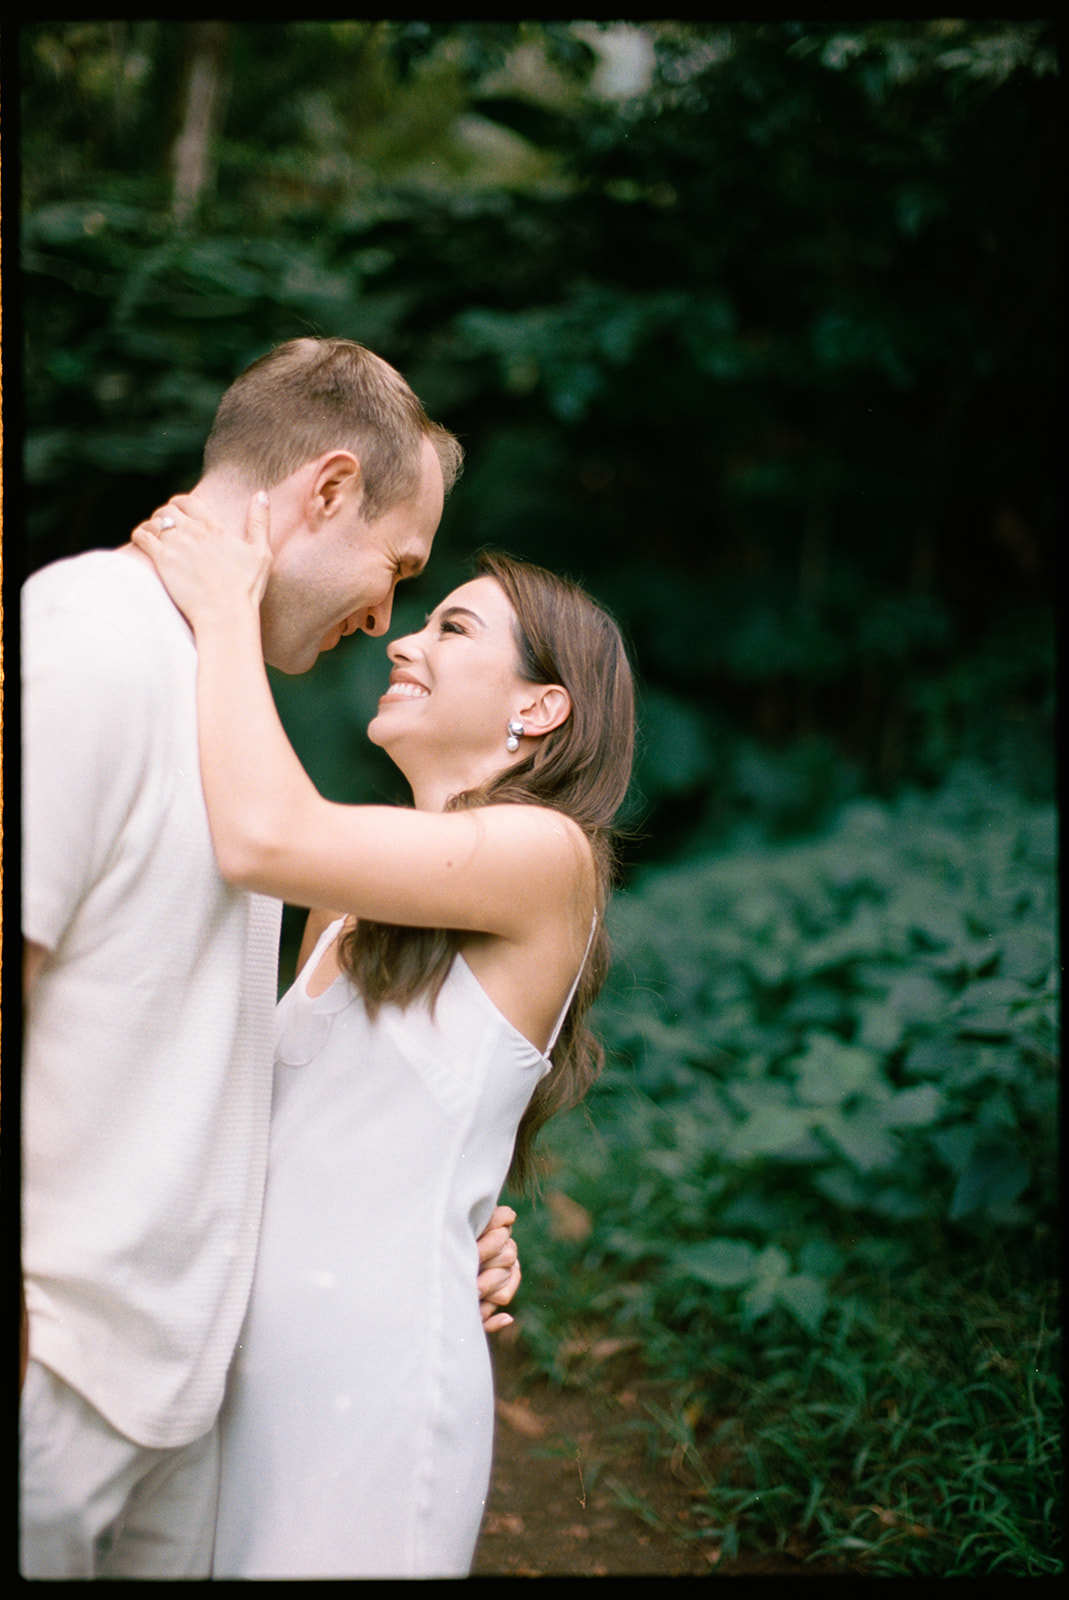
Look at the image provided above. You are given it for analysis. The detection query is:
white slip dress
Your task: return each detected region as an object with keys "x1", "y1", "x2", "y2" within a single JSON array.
[{"x1": 212, "y1": 915, "x2": 595, "y2": 1579}]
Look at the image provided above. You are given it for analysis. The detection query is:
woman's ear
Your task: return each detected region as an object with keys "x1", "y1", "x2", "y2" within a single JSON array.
[{"x1": 519, "y1": 684, "x2": 571, "y2": 736}]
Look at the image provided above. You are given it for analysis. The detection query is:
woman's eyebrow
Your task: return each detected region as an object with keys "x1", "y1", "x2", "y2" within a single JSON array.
[{"x1": 427, "y1": 604, "x2": 487, "y2": 628}]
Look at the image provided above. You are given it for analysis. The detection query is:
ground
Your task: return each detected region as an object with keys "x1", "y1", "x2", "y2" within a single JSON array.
[{"x1": 472, "y1": 1328, "x2": 851, "y2": 1579}]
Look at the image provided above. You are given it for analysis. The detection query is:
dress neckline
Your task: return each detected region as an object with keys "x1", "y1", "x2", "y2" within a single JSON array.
[{"x1": 297, "y1": 913, "x2": 598, "y2": 1063}]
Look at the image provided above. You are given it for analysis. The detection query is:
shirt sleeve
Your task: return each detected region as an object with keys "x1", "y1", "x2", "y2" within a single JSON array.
[{"x1": 21, "y1": 573, "x2": 155, "y2": 952}]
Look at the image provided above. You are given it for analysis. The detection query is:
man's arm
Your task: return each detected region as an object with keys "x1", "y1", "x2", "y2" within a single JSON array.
[{"x1": 22, "y1": 942, "x2": 51, "y2": 1390}]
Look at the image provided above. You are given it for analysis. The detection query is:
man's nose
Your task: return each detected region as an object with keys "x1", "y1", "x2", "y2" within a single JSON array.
[{"x1": 356, "y1": 592, "x2": 394, "y2": 638}]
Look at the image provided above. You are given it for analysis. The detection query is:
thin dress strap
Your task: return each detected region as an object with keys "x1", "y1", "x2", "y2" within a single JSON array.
[{"x1": 545, "y1": 910, "x2": 599, "y2": 1058}]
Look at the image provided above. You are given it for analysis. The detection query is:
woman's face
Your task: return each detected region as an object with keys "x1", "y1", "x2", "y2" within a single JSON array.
[{"x1": 367, "y1": 576, "x2": 532, "y2": 775}]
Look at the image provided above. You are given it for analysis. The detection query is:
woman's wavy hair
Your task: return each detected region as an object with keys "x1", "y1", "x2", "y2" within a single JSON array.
[{"x1": 339, "y1": 550, "x2": 636, "y2": 1190}]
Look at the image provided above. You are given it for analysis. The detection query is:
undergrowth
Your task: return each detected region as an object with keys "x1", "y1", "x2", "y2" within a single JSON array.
[{"x1": 509, "y1": 764, "x2": 1061, "y2": 1577}]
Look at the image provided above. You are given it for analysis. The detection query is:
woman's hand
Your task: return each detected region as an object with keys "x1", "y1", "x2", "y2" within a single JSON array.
[{"x1": 131, "y1": 491, "x2": 272, "y2": 633}]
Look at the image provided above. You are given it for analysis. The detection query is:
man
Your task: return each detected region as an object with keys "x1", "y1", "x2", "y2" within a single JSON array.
[{"x1": 20, "y1": 338, "x2": 518, "y2": 1579}]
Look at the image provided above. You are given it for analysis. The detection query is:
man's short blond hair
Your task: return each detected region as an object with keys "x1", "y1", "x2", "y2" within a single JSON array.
[{"x1": 203, "y1": 337, "x2": 463, "y2": 520}]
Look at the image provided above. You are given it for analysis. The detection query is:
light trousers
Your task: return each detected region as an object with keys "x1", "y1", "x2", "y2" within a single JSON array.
[{"x1": 19, "y1": 1359, "x2": 220, "y2": 1579}]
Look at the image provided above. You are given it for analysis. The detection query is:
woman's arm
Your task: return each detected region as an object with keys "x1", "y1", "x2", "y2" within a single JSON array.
[
  {"x1": 133, "y1": 498, "x2": 587, "y2": 934},
  {"x1": 297, "y1": 907, "x2": 348, "y2": 972}
]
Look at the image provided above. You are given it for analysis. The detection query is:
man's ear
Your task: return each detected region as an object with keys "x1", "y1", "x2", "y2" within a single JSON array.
[
  {"x1": 310, "y1": 451, "x2": 362, "y2": 522},
  {"x1": 518, "y1": 684, "x2": 571, "y2": 736}
]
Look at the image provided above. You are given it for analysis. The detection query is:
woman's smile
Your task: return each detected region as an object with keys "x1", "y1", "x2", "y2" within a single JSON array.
[{"x1": 379, "y1": 674, "x2": 430, "y2": 704}]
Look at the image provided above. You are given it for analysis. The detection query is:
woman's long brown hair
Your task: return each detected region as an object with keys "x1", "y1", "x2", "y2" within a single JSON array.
[{"x1": 338, "y1": 550, "x2": 636, "y2": 1190}]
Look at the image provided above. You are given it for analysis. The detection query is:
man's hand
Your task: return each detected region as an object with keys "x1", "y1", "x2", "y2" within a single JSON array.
[{"x1": 476, "y1": 1205, "x2": 521, "y2": 1333}]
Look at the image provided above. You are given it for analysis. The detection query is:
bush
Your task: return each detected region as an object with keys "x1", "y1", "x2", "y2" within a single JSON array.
[
  {"x1": 592, "y1": 761, "x2": 1057, "y2": 1275},
  {"x1": 510, "y1": 763, "x2": 1060, "y2": 1573}
]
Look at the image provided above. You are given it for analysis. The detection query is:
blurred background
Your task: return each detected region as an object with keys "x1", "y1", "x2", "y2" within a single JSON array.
[{"x1": 16, "y1": 20, "x2": 1060, "y2": 1575}]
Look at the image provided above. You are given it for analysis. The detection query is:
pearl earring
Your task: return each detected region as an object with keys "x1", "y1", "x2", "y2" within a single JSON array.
[{"x1": 506, "y1": 719, "x2": 525, "y2": 753}]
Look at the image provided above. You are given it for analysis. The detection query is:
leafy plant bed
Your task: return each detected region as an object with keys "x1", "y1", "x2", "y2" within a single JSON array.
[
  {"x1": 508, "y1": 765, "x2": 1060, "y2": 1576},
  {"x1": 507, "y1": 1254, "x2": 1058, "y2": 1576}
]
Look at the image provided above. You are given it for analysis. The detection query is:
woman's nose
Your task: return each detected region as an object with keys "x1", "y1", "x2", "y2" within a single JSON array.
[{"x1": 386, "y1": 630, "x2": 417, "y2": 662}]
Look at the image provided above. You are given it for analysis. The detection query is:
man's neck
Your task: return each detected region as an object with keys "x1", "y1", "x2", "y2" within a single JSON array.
[
  {"x1": 185, "y1": 471, "x2": 260, "y2": 534},
  {"x1": 118, "y1": 471, "x2": 254, "y2": 585}
]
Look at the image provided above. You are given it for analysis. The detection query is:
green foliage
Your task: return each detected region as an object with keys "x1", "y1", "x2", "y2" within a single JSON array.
[
  {"x1": 18, "y1": 19, "x2": 1057, "y2": 831},
  {"x1": 512, "y1": 768, "x2": 1060, "y2": 1573},
  {"x1": 591, "y1": 763, "x2": 1057, "y2": 1262}
]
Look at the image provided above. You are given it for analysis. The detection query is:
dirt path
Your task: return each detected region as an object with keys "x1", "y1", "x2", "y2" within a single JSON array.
[{"x1": 473, "y1": 1330, "x2": 838, "y2": 1578}]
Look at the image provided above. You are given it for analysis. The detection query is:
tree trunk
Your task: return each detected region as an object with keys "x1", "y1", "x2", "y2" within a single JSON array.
[{"x1": 171, "y1": 22, "x2": 231, "y2": 227}]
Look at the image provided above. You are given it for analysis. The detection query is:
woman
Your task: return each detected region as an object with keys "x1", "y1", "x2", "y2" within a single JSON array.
[{"x1": 132, "y1": 496, "x2": 635, "y2": 1578}]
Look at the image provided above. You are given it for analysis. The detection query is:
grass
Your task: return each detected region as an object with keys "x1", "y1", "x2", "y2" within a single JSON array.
[
  {"x1": 515, "y1": 1218, "x2": 1062, "y2": 1577},
  {"x1": 723, "y1": 1254, "x2": 1057, "y2": 1576}
]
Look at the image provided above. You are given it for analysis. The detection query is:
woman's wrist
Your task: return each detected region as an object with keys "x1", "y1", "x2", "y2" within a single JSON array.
[{"x1": 189, "y1": 592, "x2": 262, "y2": 641}]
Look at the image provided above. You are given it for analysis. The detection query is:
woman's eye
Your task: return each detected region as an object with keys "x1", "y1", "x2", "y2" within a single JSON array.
[{"x1": 440, "y1": 618, "x2": 465, "y2": 636}]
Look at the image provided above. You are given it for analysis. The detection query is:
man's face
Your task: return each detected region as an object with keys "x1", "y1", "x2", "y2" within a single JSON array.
[{"x1": 260, "y1": 436, "x2": 445, "y2": 675}]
